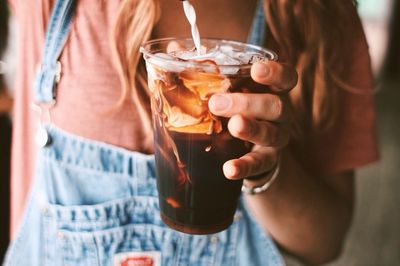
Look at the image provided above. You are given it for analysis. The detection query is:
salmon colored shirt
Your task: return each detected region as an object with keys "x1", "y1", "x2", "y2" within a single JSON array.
[{"x1": 9, "y1": 1, "x2": 379, "y2": 237}]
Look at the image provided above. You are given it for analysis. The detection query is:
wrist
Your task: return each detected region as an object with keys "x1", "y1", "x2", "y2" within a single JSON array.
[
  {"x1": 243, "y1": 171, "x2": 273, "y2": 187},
  {"x1": 242, "y1": 156, "x2": 281, "y2": 195}
]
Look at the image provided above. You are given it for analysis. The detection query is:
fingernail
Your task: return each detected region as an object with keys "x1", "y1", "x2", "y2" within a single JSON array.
[
  {"x1": 253, "y1": 63, "x2": 270, "y2": 78},
  {"x1": 209, "y1": 94, "x2": 231, "y2": 112}
]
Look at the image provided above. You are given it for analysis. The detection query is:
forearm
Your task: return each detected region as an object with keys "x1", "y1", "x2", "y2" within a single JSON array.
[{"x1": 244, "y1": 149, "x2": 354, "y2": 265}]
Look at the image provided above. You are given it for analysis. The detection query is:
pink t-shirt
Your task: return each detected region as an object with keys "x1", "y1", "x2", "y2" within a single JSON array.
[{"x1": 9, "y1": 1, "x2": 379, "y2": 237}]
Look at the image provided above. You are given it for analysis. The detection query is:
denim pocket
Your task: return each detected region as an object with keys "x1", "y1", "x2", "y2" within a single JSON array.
[
  {"x1": 43, "y1": 196, "x2": 242, "y2": 266},
  {"x1": 36, "y1": 132, "x2": 241, "y2": 265},
  {"x1": 6, "y1": 127, "x2": 245, "y2": 266}
]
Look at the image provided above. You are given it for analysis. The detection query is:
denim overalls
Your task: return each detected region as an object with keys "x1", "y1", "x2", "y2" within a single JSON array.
[{"x1": 3, "y1": 0, "x2": 284, "y2": 265}]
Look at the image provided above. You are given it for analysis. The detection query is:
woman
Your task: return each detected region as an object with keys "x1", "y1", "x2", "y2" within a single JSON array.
[{"x1": 5, "y1": 0, "x2": 378, "y2": 265}]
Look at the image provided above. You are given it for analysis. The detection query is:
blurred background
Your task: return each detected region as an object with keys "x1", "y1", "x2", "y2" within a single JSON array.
[
  {"x1": 327, "y1": 0, "x2": 400, "y2": 265},
  {"x1": 0, "y1": 0, "x2": 399, "y2": 265}
]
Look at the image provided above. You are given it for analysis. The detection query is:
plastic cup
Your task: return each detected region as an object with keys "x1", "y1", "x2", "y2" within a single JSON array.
[{"x1": 141, "y1": 38, "x2": 277, "y2": 234}]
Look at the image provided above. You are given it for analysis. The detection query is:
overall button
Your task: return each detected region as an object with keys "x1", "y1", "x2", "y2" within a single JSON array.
[{"x1": 35, "y1": 127, "x2": 52, "y2": 148}]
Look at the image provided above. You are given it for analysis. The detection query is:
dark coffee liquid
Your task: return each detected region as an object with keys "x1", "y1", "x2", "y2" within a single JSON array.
[
  {"x1": 154, "y1": 123, "x2": 251, "y2": 234},
  {"x1": 147, "y1": 63, "x2": 258, "y2": 234}
]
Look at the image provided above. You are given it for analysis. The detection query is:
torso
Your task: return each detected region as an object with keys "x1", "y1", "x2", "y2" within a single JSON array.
[
  {"x1": 10, "y1": 0, "x2": 260, "y2": 236},
  {"x1": 51, "y1": 0, "x2": 259, "y2": 153}
]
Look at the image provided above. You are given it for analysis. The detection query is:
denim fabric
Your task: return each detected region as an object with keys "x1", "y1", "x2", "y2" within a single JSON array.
[
  {"x1": 4, "y1": 126, "x2": 284, "y2": 266},
  {"x1": 34, "y1": 0, "x2": 77, "y2": 103},
  {"x1": 247, "y1": 0, "x2": 267, "y2": 46}
]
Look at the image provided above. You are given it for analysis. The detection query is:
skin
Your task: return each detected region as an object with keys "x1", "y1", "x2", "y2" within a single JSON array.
[
  {"x1": 0, "y1": 84, "x2": 13, "y2": 113},
  {"x1": 156, "y1": 1, "x2": 354, "y2": 265},
  {"x1": 209, "y1": 61, "x2": 354, "y2": 265}
]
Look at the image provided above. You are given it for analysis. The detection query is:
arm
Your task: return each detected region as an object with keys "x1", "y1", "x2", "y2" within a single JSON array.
[
  {"x1": 209, "y1": 60, "x2": 354, "y2": 264},
  {"x1": 244, "y1": 149, "x2": 354, "y2": 265},
  {"x1": 208, "y1": 2, "x2": 378, "y2": 262}
]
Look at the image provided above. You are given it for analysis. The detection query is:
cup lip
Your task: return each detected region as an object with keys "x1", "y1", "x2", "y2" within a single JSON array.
[{"x1": 140, "y1": 37, "x2": 278, "y2": 70}]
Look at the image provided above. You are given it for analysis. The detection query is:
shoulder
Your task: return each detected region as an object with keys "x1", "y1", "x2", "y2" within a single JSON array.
[{"x1": 9, "y1": 0, "x2": 54, "y2": 20}]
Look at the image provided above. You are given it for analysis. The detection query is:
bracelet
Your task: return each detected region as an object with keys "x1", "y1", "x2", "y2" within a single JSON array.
[{"x1": 241, "y1": 158, "x2": 281, "y2": 195}]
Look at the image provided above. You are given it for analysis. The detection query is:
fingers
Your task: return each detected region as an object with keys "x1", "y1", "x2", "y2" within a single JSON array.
[
  {"x1": 209, "y1": 93, "x2": 289, "y2": 122},
  {"x1": 227, "y1": 115, "x2": 290, "y2": 148},
  {"x1": 223, "y1": 147, "x2": 278, "y2": 180},
  {"x1": 251, "y1": 61, "x2": 298, "y2": 92}
]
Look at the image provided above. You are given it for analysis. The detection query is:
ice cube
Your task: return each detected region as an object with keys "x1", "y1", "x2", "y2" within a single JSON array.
[
  {"x1": 213, "y1": 51, "x2": 241, "y2": 65},
  {"x1": 147, "y1": 46, "x2": 266, "y2": 75},
  {"x1": 146, "y1": 53, "x2": 185, "y2": 72},
  {"x1": 219, "y1": 45, "x2": 234, "y2": 53},
  {"x1": 173, "y1": 50, "x2": 198, "y2": 60}
]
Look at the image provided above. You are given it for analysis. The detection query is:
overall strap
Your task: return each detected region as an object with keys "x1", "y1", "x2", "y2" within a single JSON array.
[
  {"x1": 247, "y1": 0, "x2": 268, "y2": 47},
  {"x1": 34, "y1": 0, "x2": 77, "y2": 104}
]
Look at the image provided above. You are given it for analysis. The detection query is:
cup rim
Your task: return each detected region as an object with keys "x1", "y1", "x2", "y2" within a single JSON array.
[{"x1": 140, "y1": 37, "x2": 278, "y2": 70}]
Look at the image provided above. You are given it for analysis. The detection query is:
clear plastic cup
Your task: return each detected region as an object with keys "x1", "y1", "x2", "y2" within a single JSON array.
[{"x1": 141, "y1": 38, "x2": 277, "y2": 234}]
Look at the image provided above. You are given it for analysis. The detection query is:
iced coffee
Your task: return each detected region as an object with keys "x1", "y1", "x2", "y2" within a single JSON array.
[{"x1": 141, "y1": 38, "x2": 277, "y2": 234}]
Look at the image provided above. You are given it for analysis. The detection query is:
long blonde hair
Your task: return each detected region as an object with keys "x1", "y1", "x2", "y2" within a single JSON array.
[
  {"x1": 264, "y1": 0, "x2": 361, "y2": 138},
  {"x1": 110, "y1": 0, "x2": 160, "y2": 137},
  {"x1": 112, "y1": 0, "x2": 361, "y2": 138}
]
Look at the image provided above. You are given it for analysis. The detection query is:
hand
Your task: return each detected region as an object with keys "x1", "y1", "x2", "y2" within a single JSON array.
[{"x1": 208, "y1": 61, "x2": 298, "y2": 181}]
